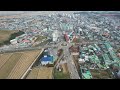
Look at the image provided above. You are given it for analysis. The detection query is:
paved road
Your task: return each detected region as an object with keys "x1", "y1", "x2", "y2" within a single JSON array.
[
  {"x1": 0, "y1": 40, "x2": 115, "y2": 79},
  {"x1": 0, "y1": 40, "x2": 100, "y2": 79},
  {"x1": 61, "y1": 42, "x2": 80, "y2": 79},
  {"x1": 54, "y1": 53, "x2": 64, "y2": 68}
]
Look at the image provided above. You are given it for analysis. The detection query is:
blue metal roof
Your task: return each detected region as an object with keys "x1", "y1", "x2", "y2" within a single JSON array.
[{"x1": 41, "y1": 55, "x2": 53, "y2": 61}]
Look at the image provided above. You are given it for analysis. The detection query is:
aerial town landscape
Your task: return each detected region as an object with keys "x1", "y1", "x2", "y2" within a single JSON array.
[{"x1": 0, "y1": 11, "x2": 120, "y2": 79}]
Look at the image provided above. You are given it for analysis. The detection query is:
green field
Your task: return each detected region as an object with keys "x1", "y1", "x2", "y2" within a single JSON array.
[{"x1": 54, "y1": 69, "x2": 70, "y2": 79}]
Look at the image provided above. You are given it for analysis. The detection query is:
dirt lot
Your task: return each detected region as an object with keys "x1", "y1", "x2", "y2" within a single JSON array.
[
  {"x1": 72, "y1": 55, "x2": 80, "y2": 71},
  {"x1": 90, "y1": 69, "x2": 112, "y2": 79},
  {"x1": 35, "y1": 35, "x2": 47, "y2": 42},
  {"x1": 61, "y1": 63, "x2": 69, "y2": 74}
]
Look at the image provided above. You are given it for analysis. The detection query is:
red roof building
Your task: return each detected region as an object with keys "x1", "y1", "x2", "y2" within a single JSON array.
[
  {"x1": 22, "y1": 39, "x2": 30, "y2": 43},
  {"x1": 64, "y1": 33, "x2": 70, "y2": 42}
]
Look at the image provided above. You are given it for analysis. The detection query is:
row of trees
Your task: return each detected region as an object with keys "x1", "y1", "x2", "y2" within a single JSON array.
[{"x1": 0, "y1": 31, "x2": 24, "y2": 47}]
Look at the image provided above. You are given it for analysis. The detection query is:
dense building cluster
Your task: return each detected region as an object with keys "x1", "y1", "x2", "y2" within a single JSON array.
[
  {"x1": 0, "y1": 11, "x2": 120, "y2": 79},
  {"x1": 0, "y1": 12, "x2": 120, "y2": 44}
]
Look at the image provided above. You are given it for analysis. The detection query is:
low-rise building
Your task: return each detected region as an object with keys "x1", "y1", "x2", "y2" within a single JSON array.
[
  {"x1": 40, "y1": 55, "x2": 53, "y2": 65},
  {"x1": 10, "y1": 39, "x2": 18, "y2": 45}
]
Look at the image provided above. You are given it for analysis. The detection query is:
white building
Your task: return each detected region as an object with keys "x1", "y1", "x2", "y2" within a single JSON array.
[
  {"x1": 52, "y1": 30, "x2": 58, "y2": 42},
  {"x1": 79, "y1": 58, "x2": 85, "y2": 64},
  {"x1": 10, "y1": 39, "x2": 17, "y2": 45}
]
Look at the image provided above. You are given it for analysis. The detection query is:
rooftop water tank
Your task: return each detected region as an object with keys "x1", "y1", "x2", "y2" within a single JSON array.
[{"x1": 44, "y1": 55, "x2": 47, "y2": 57}]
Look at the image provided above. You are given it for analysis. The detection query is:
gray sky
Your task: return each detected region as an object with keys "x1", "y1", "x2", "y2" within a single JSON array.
[
  {"x1": 0, "y1": 11, "x2": 76, "y2": 16},
  {"x1": 0, "y1": 11, "x2": 29, "y2": 16},
  {"x1": 0, "y1": 11, "x2": 118, "y2": 16}
]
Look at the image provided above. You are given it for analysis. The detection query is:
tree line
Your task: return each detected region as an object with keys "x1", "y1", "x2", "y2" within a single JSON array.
[{"x1": 0, "y1": 31, "x2": 24, "y2": 47}]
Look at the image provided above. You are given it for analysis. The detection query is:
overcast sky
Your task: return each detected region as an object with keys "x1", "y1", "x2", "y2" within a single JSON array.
[
  {"x1": 0, "y1": 11, "x2": 30, "y2": 16},
  {"x1": 0, "y1": 11, "x2": 76, "y2": 16},
  {"x1": 0, "y1": 11, "x2": 119, "y2": 16}
]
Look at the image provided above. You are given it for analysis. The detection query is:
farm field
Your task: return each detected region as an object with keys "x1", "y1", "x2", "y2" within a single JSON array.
[
  {"x1": 0, "y1": 53, "x2": 22, "y2": 79},
  {"x1": 26, "y1": 67, "x2": 53, "y2": 79},
  {"x1": 26, "y1": 67, "x2": 39, "y2": 79},
  {"x1": 0, "y1": 49, "x2": 43, "y2": 79},
  {"x1": 0, "y1": 30, "x2": 17, "y2": 43},
  {"x1": 7, "y1": 50, "x2": 41, "y2": 79},
  {"x1": 0, "y1": 53, "x2": 13, "y2": 69}
]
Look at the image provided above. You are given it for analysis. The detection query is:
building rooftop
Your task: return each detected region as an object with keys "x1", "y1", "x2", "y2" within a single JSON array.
[
  {"x1": 41, "y1": 55, "x2": 53, "y2": 62},
  {"x1": 81, "y1": 68, "x2": 92, "y2": 79}
]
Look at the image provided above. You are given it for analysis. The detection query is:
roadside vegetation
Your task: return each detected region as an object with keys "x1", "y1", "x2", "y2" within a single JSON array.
[{"x1": 54, "y1": 69, "x2": 70, "y2": 79}]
